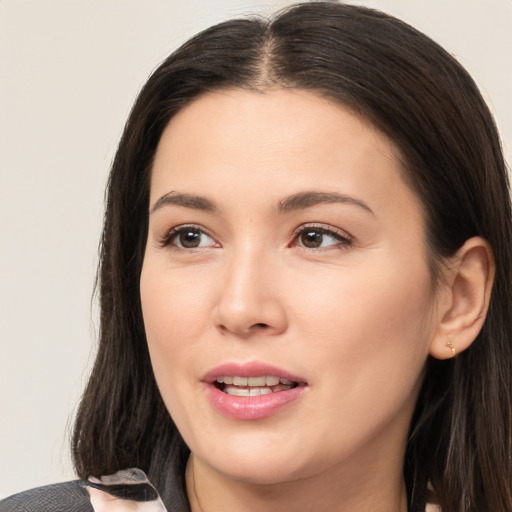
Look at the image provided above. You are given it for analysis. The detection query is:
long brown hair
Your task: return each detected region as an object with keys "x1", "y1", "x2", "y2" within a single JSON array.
[{"x1": 72, "y1": 3, "x2": 512, "y2": 510}]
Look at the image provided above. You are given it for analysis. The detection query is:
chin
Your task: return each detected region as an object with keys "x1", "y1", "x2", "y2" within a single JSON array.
[
  {"x1": 215, "y1": 458, "x2": 307, "y2": 486},
  {"x1": 190, "y1": 431, "x2": 321, "y2": 486}
]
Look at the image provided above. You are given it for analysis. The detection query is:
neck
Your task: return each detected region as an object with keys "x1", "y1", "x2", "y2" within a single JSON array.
[{"x1": 186, "y1": 451, "x2": 408, "y2": 512}]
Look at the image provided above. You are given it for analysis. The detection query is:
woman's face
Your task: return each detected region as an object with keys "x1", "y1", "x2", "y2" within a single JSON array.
[{"x1": 140, "y1": 89, "x2": 439, "y2": 485}]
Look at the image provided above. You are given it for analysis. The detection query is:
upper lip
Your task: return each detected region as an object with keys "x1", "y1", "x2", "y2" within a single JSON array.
[{"x1": 202, "y1": 361, "x2": 307, "y2": 385}]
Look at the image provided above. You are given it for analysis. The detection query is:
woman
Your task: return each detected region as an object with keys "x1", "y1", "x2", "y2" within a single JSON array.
[{"x1": 1, "y1": 2, "x2": 510, "y2": 511}]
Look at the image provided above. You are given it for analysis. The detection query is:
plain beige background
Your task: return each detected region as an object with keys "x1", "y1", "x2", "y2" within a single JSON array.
[{"x1": 1, "y1": 0, "x2": 510, "y2": 499}]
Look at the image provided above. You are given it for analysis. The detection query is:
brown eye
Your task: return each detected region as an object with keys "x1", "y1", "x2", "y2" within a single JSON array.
[
  {"x1": 163, "y1": 227, "x2": 216, "y2": 249},
  {"x1": 178, "y1": 229, "x2": 202, "y2": 248},
  {"x1": 300, "y1": 229, "x2": 324, "y2": 248},
  {"x1": 296, "y1": 226, "x2": 352, "y2": 250}
]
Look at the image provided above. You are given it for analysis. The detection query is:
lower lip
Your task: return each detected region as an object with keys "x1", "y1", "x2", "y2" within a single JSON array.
[{"x1": 205, "y1": 383, "x2": 306, "y2": 420}]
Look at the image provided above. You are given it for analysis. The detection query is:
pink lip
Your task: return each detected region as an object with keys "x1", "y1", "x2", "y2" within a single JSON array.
[
  {"x1": 202, "y1": 361, "x2": 308, "y2": 421},
  {"x1": 202, "y1": 361, "x2": 306, "y2": 383}
]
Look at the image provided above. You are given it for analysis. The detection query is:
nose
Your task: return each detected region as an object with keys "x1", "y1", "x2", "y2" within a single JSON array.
[{"x1": 212, "y1": 247, "x2": 288, "y2": 338}]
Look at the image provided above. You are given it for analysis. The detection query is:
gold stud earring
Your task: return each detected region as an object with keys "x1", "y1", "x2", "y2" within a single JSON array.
[{"x1": 447, "y1": 338, "x2": 457, "y2": 357}]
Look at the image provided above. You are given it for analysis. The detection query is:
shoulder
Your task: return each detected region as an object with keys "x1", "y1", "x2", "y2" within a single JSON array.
[
  {"x1": 0, "y1": 480, "x2": 93, "y2": 512},
  {"x1": 0, "y1": 468, "x2": 181, "y2": 512}
]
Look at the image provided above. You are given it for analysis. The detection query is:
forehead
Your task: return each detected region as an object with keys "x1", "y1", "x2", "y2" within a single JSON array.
[
  {"x1": 150, "y1": 89, "x2": 421, "y2": 220},
  {"x1": 151, "y1": 88, "x2": 406, "y2": 196},
  {"x1": 149, "y1": 87, "x2": 429, "y2": 273}
]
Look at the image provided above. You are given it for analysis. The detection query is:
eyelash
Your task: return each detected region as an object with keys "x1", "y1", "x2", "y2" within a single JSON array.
[
  {"x1": 158, "y1": 224, "x2": 216, "y2": 249},
  {"x1": 158, "y1": 223, "x2": 354, "y2": 251},
  {"x1": 291, "y1": 223, "x2": 354, "y2": 251}
]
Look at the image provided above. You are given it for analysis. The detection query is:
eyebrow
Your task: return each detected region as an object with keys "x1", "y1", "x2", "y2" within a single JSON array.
[
  {"x1": 276, "y1": 191, "x2": 374, "y2": 216},
  {"x1": 150, "y1": 190, "x2": 374, "y2": 216},
  {"x1": 151, "y1": 192, "x2": 219, "y2": 214}
]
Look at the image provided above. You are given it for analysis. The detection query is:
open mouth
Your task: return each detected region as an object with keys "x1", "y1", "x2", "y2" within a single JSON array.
[{"x1": 214, "y1": 375, "x2": 299, "y2": 396}]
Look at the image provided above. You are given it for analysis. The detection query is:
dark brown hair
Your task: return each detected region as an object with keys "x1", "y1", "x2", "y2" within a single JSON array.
[{"x1": 72, "y1": 3, "x2": 512, "y2": 511}]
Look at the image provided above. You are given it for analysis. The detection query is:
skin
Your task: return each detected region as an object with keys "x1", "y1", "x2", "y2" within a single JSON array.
[{"x1": 140, "y1": 89, "x2": 491, "y2": 511}]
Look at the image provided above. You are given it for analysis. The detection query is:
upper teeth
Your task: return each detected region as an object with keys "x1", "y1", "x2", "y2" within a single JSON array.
[{"x1": 216, "y1": 376, "x2": 293, "y2": 386}]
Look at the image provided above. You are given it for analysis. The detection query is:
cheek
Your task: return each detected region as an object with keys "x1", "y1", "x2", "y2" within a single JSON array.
[
  {"x1": 289, "y1": 253, "x2": 433, "y2": 342},
  {"x1": 287, "y1": 266, "x2": 433, "y2": 469},
  {"x1": 140, "y1": 265, "x2": 204, "y2": 401},
  {"x1": 288, "y1": 255, "x2": 434, "y2": 412},
  {"x1": 141, "y1": 262, "x2": 213, "y2": 345}
]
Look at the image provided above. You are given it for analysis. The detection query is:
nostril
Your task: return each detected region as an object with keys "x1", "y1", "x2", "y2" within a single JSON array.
[{"x1": 216, "y1": 323, "x2": 268, "y2": 335}]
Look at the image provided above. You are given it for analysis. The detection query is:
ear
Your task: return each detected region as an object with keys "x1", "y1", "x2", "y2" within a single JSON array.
[{"x1": 429, "y1": 237, "x2": 495, "y2": 360}]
